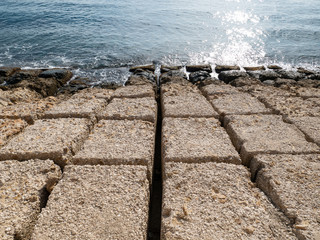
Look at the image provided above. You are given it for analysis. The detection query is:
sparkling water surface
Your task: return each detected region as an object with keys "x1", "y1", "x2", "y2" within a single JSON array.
[{"x1": 1, "y1": 0, "x2": 320, "y2": 83}]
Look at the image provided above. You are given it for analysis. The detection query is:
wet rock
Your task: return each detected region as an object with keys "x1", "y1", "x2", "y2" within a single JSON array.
[
  {"x1": 267, "y1": 65, "x2": 282, "y2": 70},
  {"x1": 160, "y1": 65, "x2": 182, "y2": 73},
  {"x1": 274, "y1": 78, "x2": 298, "y2": 87},
  {"x1": 297, "y1": 79, "x2": 320, "y2": 88},
  {"x1": 132, "y1": 69, "x2": 155, "y2": 82},
  {"x1": 39, "y1": 69, "x2": 73, "y2": 84},
  {"x1": 126, "y1": 75, "x2": 156, "y2": 87},
  {"x1": 244, "y1": 66, "x2": 266, "y2": 71},
  {"x1": 0, "y1": 78, "x2": 5, "y2": 84},
  {"x1": 297, "y1": 67, "x2": 315, "y2": 75},
  {"x1": 247, "y1": 70, "x2": 280, "y2": 81},
  {"x1": 7, "y1": 70, "x2": 42, "y2": 85},
  {"x1": 194, "y1": 77, "x2": 224, "y2": 88},
  {"x1": 276, "y1": 70, "x2": 306, "y2": 80},
  {"x1": 307, "y1": 74, "x2": 320, "y2": 80},
  {"x1": 0, "y1": 67, "x2": 20, "y2": 77},
  {"x1": 215, "y1": 65, "x2": 240, "y2": 73},
  {"x1": 229, "y1": 77, "x2": 261, "y2": 87},
  {"x1": 186, "y1": 64, "x2": 212, "y2": 73},
  {"x1": 263, "y1": 80, "x2": 275, "y2": 86},
  {"x1": 218, "y1": 71, "x2": 249, "y2": 84},
  {"x1": 160, "y1": 70, "x2": 187, "y2": 80},
  {"x1": 129, "y1": 64, "x2": 155, "y2": 73},
  {"x1": 189, "y1": 70, "x2": 211, "y2": 83}
]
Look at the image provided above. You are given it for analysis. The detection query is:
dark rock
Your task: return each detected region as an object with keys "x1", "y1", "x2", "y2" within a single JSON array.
[
  {"x1": 186, "y1": 64, "x2": 212, "y2": 73},
  {"x1": 274, "y1": 78, "x2": 298, "y2": 87},
  {"x1": 243, "y1": 66, "x2": 266, "y2": 71},
  {"x1": 0, "y1": 77, "x2": 5, "y2": 84},
  {"x1": 160, "y1": 76, "x2": 190, "y2": 85},
  {"x1": 39, "y1": 69, "x2": 73, "y2": 84},
  {"x1": 69, "y1": 77, "x2": 90, "y2": 87},
  {"x1": 129, "y1": 64, "x2": 155, "y2": 73},
  {"x1": 126, "y1": 75, "x2": 156, "y2": 87},
  {"x1": 229, "y1": 77, "x2": 261, "y2": 87},
  {"x1": 7, "y1": 70, "x2": 42, "y2": 85},
  {"x1": 160, "y1": 70, "x2": 187, "y2": 85},
  {"x1": 267, "y1": 65, "x2": 282, "y2": 70},
  {"x1": 263, "y1": 80, "x2": 275, "y2": 86},
  {"x1": 215, "y1": 65, "x2": 240, "y2": 73},
  {"x1": 160, "y1": 65, "x2": 182, "y2": 73},
  {"x1": 189, "y1": 71, "x2": 211, "y2": 83},
  {"x1": 297, "y1": 79, "x2": 320, "y2": 88},
  {"x1": 247, "y1": 70, "x2": 280, "y2": 81},
  {"x1": 307, "y1": 74, "x2": 320, "y2": 80},
  {"x1": 0, "y1": 67, "x2": 20, "y2": 77},
  {"x1": 218, "y1": 71, "x2": 249, "y2": 84},
  {"x1": 195, "y1": 77, "x2": 224, "y2": 88},
  {"x1": 297, "y1": 67, "x2": 315, "y2": 75},
  {"x1": 132, "y1": 70, "x2": 155, "y2": 82},
  {"x1": 275, "y1": 70, "x2": 305, "y2": 80}
]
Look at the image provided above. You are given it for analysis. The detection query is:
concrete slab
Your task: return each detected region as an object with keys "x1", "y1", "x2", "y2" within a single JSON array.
[
  {"x1": 225, "y1": 114, "x2": 320, "y2": 165},
  {"x1": 98, "y1": 97, "x2": 157, "y2": 122},
  {"x1": 41, "y1": 96, "x2": 106, "y2": 119},
  {"x1": 294, "y1": 87, "x2": 320, "y2": 99},
  {"x1": 0, "y1": 118, "x2": 92, "y2": 166},
  {"x1": 251, "y1": 154, "x2": 320, "y2": 240},
  {"x1": 71, "y1": 88, "x2": 114, "y2": 100},
  {"x1": 162, "y1": 118, "x2": 240, "y2": 165},
  {"x1": 209, "y1": 92, "x2": 272, "y2": 116},
  {"x1": 240, "y1": 85, "x2": 296, "y2": 98},
  {"x1": 0, "y1": 119, "x2": 28, "y2": 147},
  {"x1": 72, "y1": 120, "x2": 155, "y2": 180},
  {"x1": 162, "y1": 94, "x2": 218, "y2": 118},
  {"x1": 287, "y1": 116, "x2": 320, "y2": 146},
  {"x1": 113, "y1": 85, "x2": 155, "y2": 98},
  {"x1": 32, "y1": 165, "x2": 149, "y2": 240},
  {"x1": 201, "y1": 84, "x2": 240, "y2": 97},
  {"x1": 161, "y1": 83, "x2": 200, "y2": 98},
  {"x1": 161, "y1": 162, "x2": 296, "y2": 239},
  {"x1": 0, "y1": 160, "x2": 61, "y2": 240}
]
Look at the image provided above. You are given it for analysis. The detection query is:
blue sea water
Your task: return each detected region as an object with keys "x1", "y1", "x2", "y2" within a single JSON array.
[{"x1": 1, "y1": 0, "x2": 320, "y2": 83}]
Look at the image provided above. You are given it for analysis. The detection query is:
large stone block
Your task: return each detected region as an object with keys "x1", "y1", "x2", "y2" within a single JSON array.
[
  {"x1": 0, "y1": 119, "x2": 28, "y2": 147},
  {"x1": 0, "y1": 118, "x2": 92, "y2": 166},
  {"x1": 32, "y1": 165, "x2": 149, "y2": 240},
  {"x1": 162, "y1": 118, "x2": 240, "y2": 165},
  {"x1": 201, "y1": 84, "x2": 240, "y2": 97},
  {"x1": 161, "y1": 83, "x2": 200, "y2": 98},
  {"x1": 225, "y1": 114, "x2": 319, "y2": 165},
  {"x1": 161, "y1": 162, "x2": 296, "y2": 239},
  {"x1": 70, "y1": 88, "x2": 114, "y2": 100},
  {"x1": 251, "y1": 154, "x2": 320, "y2": 240},
  {"x1": 113, "y1": 85, "x2": 155, "y2": 98},
  {"x1": 0, "y1": 160, "x2": 61, "y2": 240}
]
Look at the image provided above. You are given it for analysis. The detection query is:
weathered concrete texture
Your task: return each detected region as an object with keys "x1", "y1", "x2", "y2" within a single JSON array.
[
  {"x1": 240, "y1": 85, "x2": 296, "y2": 98},
  {"x1": 113, "y1": 84, "x2": 155, "y2": 98},
  {"x1": 251, "y1": 154, "x2": 320, "y2": 240},
  {"x1": 98, "y1": 97, "x2": 157, "y2": 122},
  {"x1": 225, "y1": 115, "x2": 319, "y2": 165},
  {"x1": 0, "y1": 88, "x2": 42, "y2": 107},
  {"x1": 162, "y1": 118, "x2": 240, "y2": 165},
  {"x1": 161, "y1": 162, "x2": 296, "y2": 240},
  {"x1": 0, "y1": 118, "x2": 92, "y2": 166},
  {"x1": 32, "y1": 165, "x2": 149, "y2": 240},
  {"x1": 209, "y1": 92, "x2": 272, "y2": 116},
  {"x1": 0, "y1": 119, "x2": 28, "y2": 147},
  {"x1": 72, "y1": 120, "x2": 155, "y2": 180},
  {"x1": 0, "y1": 160, "x2": 61, "y2": 240},
  {"x1": 161, "y1": 82, "x2": 200, "y2": 98},
  {"x1": 259, "y1": 95, "x2": 320, "y2": 117},
  {"x1": 0, "y1": 97, "x2": 58, "y2": 123},
  {"x1": 41, "y1": 95, "x2": 107, "y2": 119},
  {"x1": 71, "y1": 88, "x2": 114, "y2": 100},
  {"x1": 201, "y1": 84, "x2": 240, "y2": 97},
  {"x1": 286, "y1": 116, "x2": 320, "y2": 146}
]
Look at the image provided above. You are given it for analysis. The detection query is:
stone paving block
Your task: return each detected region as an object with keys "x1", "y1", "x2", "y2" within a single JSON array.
[
  {"x1": 286, "y1": 116, "x2": 320, "y2": 146},
  {"x1": 162, "y1": 94, "x2": 218, "y2": 118},
  {"x1": 41, "y1": 96, "x2": 106, "y2": 119},
  {"x1": 71, "y1": 88, "x2": 114, "y2": 100},
  {"x1": 240, "y1": 85, "x2": 296, "y2": 98},
  {"x1": 161, "y1": 162, "x2": 296, "y2": 240},
  {"x1": 162, "y1": 118, "x2": 240, "y2": 165},
  {"x1": 32, "y1": 165, "x2": 149, "y2": 240},
  {"x1": 72, "y1": 120, "x2": 155, "y2": 180},
  {"x1": 0, "y1": 97, "x2": 58, "y2": 123},
  {"x1": 98, "y1": 97, "x2": 157, "y2": 122},
  {"x1": 0, "y1": 118, "x2": 92, "y2": 166},
  {"x1": 201, "y1": 84, "x2": 240, "y2": 97},
  {"x1": 251, "y1": 154, "x2": 320, "y2": 240},
  {"x1": 0, "y1": 160, "x2": 61, "y2": 240},
  {"x1": 225, "y1": 114, "x2": 320, "y2": 165},
  {"x1": 209, "y1": 92, "x2": 272, "y2": 116},
  {"x1": 294, "y1": 87, "x2": 320, "y2": 98},
  {"x1": 113, "y1": 85, "x2": 155, "y2": 98},
  {"x1": 161, "y1": 83, "x2": 200, "y2": 98},
  {"x1": 0, "y1": 119, "x2": 28, "y2": 147}
]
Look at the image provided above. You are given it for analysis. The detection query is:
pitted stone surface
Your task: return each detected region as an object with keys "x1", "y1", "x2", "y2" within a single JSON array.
[
  {"x1": 31, "y1": 165, "x2": 149, "y2": 240},
  {"x1": 0, "y1": 119, "x2": 28, "y2": 147},
  {"x1": 251, "y1": 154, "x2": 320, "y2": 240},
  {"x1": 98, "y1": 97, "x2": 157, "y2": 122},
  {"x1": 0, "y1": 118, "x2": 91, "y2": 166},
  {"x1": 0, "y1": 160, "x2": 61, "y2": 240},
  {"x1": 209, "y1": 92, "x2": 272, "y2": 116},
  {"x1": 113, "y1": 85, "x2": 155, "y2": 98},
  {"x1": 294, "y1": 87, "x2": 320, "y2": 98},
  {"x1": 225, "y1": 114, "x2": 319, "y2": 165},
  {"x1": 42, "y1": 96, "x2": 106, "y2": 119},
  {"x1": 162, "y1": 118, "x2": 240, "y2": 165},
  {"x1": 201, "y1": 84, "x2": 240, "y2": 97},
  {"x1": 161, "y1": 162, "x2": 296, "y2": 240},
  {"x1": 72, "y1": 120, "x2": 155, "y2": 180},
  {"x1": 240, "y1": 85, "x2": 296, "y2": 98},
  {"x1": 161, "y1": 83, "x2": 200, "y2": 98},
  {"x1": 71, "y1": 88, "x2": 114, "y2": 100}
]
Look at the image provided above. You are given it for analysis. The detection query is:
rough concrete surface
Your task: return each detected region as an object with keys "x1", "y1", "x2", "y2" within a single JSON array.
[
  {"x1": 240, "y1": 85, "x2": 296, "y2": 98},
  {"x1": 251, "y1": 154, "x2": 320, "y2": 240},
  {"x1": 71, "y1": 88, "x2": 114, "y2": 100},
  {"x1": 162, "y1": 118, "x2": 240, "y2": 165},
  {"x1": 0, "y1": 88, "x2": 42, "y2": 107},
  {"x1": 201, "y1": 84, "x2": 240, "y2": 97},
  {"x1": 225, "y1": 114, "x2": 319, "y2": 165},
  {"x1": 209, "y1": 92, "x2": 272, "y2": 116},
  {"x1": 0, "y1": 118, "x2": 28, "y2": 147},
  {"x1": 0, "y1": 118, "x2": 92, "y2": 166},
  {"x1": 72, "y1": 119, "x2": 155, "y2": 180},
  {"x1": 113, "y1": 84, "x2": 155, "y2": 98},
  {"x1": 32, "y1": 165, "x2": 149, "y2": 240},
  {"x1": 0, "y1": 160, "x2": 61, "y2": 240},
  {"x1": 293, "y1": 87, "x2": 320, "y2": 98},
  {"x1": 161, "y1": 162, "x2": 296, "y2": 240},
  {"x1": 161, "y1": 83, "x2": 200, "y2": 98},
  {"x1": 98, "y1": 97, "x2": 157, "y2": 122},
  {"x1": 41, "y1": 96, "x2": 106, "y2": 119}
]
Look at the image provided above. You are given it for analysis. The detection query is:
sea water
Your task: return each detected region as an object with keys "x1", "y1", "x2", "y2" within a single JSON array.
[{"x1": 1, "y1": 0, "x2": 320, "y2": 83}]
